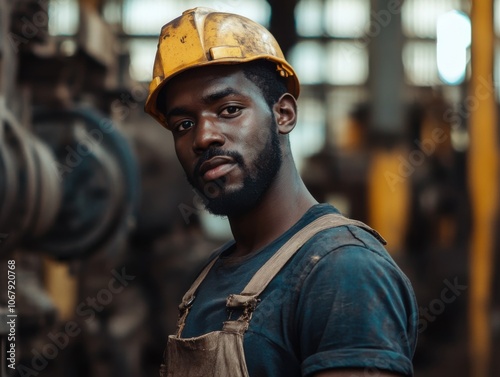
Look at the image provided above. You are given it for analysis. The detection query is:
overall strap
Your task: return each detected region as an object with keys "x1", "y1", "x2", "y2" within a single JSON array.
[
  {"x1": 225, "y1": 213, "x2": 386, "y2": 314},
  {"x1": 175, "y1": 255, "x2": 219, "y2": 337},
  {"x1": 179, "y1": 256, "x2": 218, "y2": 312}
]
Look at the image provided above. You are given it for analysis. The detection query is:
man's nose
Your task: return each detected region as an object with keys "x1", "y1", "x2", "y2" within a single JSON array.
[{"x1": 193, "y1": 118, "x2": 225, "y2": 153}]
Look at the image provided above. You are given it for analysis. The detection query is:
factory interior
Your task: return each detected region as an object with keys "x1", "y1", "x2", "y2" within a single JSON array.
[{"x1": 0, "y1": 0, "x2": 499, "y2": 376}]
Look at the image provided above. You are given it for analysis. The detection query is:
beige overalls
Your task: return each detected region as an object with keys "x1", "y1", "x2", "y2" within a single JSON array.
[{"x1": 160, "y1": 213, "x2": 386, "y2": 377}]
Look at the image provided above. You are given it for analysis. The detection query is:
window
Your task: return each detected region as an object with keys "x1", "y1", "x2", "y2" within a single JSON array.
[
  {"x1": 293, "y1": 96, "x2": 327, "y2": 170},
  {"x1": 128, "y1": 38, "x2": 158, "y2": 82},
  {"x1": 122, "y1": 0, "x2": 271, "y2": 81},
  {"x1": 289, "y1": 41, "x2": 325, "y2": 84},
  {"x1": 326, "y1": 42, "x2": 368, "y2": 85},
  {"x1": 402, "y1": 0, "x2": 470, "y2": 86},
  {"x1": 293, "y1": 0, "x2": 371, "y2": 149},
  {"x1": 436, "y1": 10, "x2": 471, "y2": 85},
  {"x1": 48, "y1": 0, "x2": 79, "y2": 36},
  {"x1": 324, "y1": 0, "x2": 369, "y2": 37},
  {"x1": 403, "y1": 41, "x2": 439, "y2": 86},
  {"x1": 402, "y1": 0, "x2": 463, "y2": 38},
  {"x1": 295, "y1": 0, "x2": 323, "y2": 37}
]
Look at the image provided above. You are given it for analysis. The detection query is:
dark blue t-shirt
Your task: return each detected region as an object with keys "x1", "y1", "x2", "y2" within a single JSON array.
[{"x1": 181, "y1": 204, "x2": 418, "y2": 376}]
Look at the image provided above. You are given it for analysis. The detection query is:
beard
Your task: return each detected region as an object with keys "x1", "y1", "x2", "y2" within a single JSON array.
[{"x1": 187, "y1": 121, "x2": 282, "y2": 217}]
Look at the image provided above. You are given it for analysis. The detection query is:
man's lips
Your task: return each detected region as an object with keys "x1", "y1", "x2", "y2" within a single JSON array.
[{"x1": 198, "y1": 156, "x2": 237, "y2": 181}]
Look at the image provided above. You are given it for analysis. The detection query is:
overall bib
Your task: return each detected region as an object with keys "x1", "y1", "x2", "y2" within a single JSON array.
[{"x1": 160, "y1": 213, "x2": 386, "y2": 377}]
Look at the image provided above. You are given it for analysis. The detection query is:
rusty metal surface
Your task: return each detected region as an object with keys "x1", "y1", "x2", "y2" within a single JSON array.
[
  {"x1": 0, "y1": 126, "x2": 18, "y2": 232},
  {"x1": 29, "y1": 138, "x2": 62, "y2": 237},
  {"x1": 0, "y1": 107, "x2": 38, "y2": 253}
]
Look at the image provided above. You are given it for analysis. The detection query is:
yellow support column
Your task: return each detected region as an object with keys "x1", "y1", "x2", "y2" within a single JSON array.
[
  {"x1": 367, "y1": 146, "x2": 410, "y2": 255},
  {"x1": 44, "y1": 257, "x2": 78, "y2": 321},
  {"x1": 366, "y1": 0, "x2": 407, "y2": 255},
  {"x1": 469, "y1": 1, "x2": 499, "y2": 376}
]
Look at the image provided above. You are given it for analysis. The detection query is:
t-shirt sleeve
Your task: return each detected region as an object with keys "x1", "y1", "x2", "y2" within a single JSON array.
[{"x1": 297, "y1": 243, "x2": 418, "y2": 377}]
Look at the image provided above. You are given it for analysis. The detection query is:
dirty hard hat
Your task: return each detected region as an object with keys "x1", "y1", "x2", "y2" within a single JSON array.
[{"x1": 144, "y1": 7, "x2": 300, "y2": 127}]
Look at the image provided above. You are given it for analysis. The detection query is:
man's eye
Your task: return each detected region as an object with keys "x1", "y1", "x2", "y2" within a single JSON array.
[
  {"x1": 175, "y1": 120, "x2": 194, "y2": 131},
  {"x1": 221, "y1": 106, "x2": 242, "y2": 116}
]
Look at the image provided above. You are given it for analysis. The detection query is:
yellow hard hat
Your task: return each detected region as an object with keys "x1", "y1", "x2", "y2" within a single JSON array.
[{"x1": 144, "y1": 7, "x2": 300, "y2": 126}]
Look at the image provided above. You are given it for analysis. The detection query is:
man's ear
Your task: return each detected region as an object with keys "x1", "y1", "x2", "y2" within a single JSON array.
[{"x1": 273, "y1": 93, "x2": 297, "y2": 135}]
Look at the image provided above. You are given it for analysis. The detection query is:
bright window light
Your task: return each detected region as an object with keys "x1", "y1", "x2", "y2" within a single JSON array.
[
  {"x1": 103, "y1": 1, "x2": 122, "y2": 25},
  {"x1": 324, "y1": 0, "x2": 369, "y2": 37},
  {"x1": 212, "y1": 0, "x2": 271, "y2": 27},
  {"x1": 123, "y1": 0, "x2": 169, "y2": 35},
  {"x1": 326, "y1": 88, "x2": 367, "y2": 147},
  {"x1": 48, "y1": 0, "x2": 79, "y2": 36},
  {"x1": 128, "y1": 39, "x2": 159, "y2": 82},
  {"x1": 326, "y1": 42, "x2": 368, "y2": 85},
  {"x1": 288, "y1": 41, "x2": 325, "y2": 84},
  {"x1": 295, "y1": 0, "x2": 323, "y2": 36},
  {"x1": 123, "y1": 0, "x2": 270, "y2": 35},
  {"x1": 437, "y1": 10, "x2": 471, "y2": 85},
  {"x1": 403, "y1": 41, "x2": 439, "y2": 86},
  {"x1": 402, "y1": 0, "x2": 462, "y2": 37},
  {"x1": 292, "y1": 97, "x2": 326, "y2": 170}
]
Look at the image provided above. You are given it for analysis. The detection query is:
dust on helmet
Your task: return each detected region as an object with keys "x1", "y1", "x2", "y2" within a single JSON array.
[{"x1": 144, "y1": 7, "x2": 300, "y2": 127}]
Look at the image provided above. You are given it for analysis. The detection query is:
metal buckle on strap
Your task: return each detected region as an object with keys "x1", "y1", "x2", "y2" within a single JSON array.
[
  {"x1": 226, "y1": 294, "x2": 260, "y2": 322},
  {"x1": 176, "y1": 296, "x2": 195, "y2": 338},
  {"x1": 179, "y1": 295, "x2": 195, "y2": 312},
  {"x1": 226, "y1": 294, "x2": 259, "y2": 309}
]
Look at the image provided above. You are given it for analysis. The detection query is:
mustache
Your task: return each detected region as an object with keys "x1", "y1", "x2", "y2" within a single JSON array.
[{"x1": 193, "y1": 147, "x2": 245, "y2": 176}]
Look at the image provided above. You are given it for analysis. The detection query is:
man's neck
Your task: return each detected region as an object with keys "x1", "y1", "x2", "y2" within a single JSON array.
[{"x1": 226, "y1": 163, "x2": 318, "y2": 258}]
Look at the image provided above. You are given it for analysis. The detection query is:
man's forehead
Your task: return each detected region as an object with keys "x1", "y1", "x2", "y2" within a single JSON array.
[
  {"x1": 163, "y1": 67, "x2": 254, "y2": 103},
  {"x1": 166, "y1": 64, "x2": 246, "y2": 88}
]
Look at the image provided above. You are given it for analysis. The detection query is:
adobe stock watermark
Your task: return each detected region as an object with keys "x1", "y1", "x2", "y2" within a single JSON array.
[
  {"x1": 334, "y1": 0, "x2": 404, "y2": 64},
  {"x1": 418, "y1": 276, "x2": 467, "y2": 332},
  {"x1": 250, "y1": 252, "x2": 318, "y2": 328},
  {"x1": 178, "y1": 180, "x2": 224, "y2": 224},
  {"x1": 443, "y1": 75, "x2": 496, "y2": 125},
  {"x1": 253, "y1": 266, "x2": 466, "y2": 377},
  {"x1": 56, "y1": 82, "x2": 148, "y2": 180},
  {"x1": 8, "y1": 0, "x2": 51, "y2": 53},
  {"x1": 14, "y1": 267, "x2": 135, "y2": 376},
  {"x1": 55, "y1": 117, "x2": 115, "y2": 181},
  {"x1": 353, "y1": 276, "x2": 467, "y2": 377},
  {"x1": 110, "y1": 83, "x2": 148, "y2": 122},
  {"x1": 384, "y1": 73, "x2": 497, "y2": 193},
  {"x1": 384, "y1": 126, "x2": 448, "y2": 192},
  {"x1": 353, "y1": 0, "x2": 404, "y2": 50}
]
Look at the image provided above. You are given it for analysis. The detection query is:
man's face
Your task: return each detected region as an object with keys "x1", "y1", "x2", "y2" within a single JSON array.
[{"x1": 161, "y1": 65, "x2": 282, "y2": 217}]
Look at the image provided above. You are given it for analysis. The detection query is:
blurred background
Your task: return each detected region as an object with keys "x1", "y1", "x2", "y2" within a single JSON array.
[{"x1": 0, "y1": 0, "x2": 498, "y2": 376}]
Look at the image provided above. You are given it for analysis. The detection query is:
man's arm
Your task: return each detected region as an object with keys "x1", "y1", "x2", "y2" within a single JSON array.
[
  {"x1": 297, "y1": 240, "x2": 418, "y2": 377},
  {"x1": 313, "y1": 369, "x2": 404, "y2": 377}
]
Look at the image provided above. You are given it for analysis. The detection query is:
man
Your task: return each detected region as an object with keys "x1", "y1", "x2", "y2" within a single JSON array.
[{"x1": 144, "y1": 7, "x2": 418, "y2": 377}]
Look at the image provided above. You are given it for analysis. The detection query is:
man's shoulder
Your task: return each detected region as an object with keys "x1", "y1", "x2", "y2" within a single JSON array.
[
  {"x1": 290, "y1": 220, "x2": 416, "y2": 306},
  {"x1": 293, "y1": 217, "x2": 405, "y2": 283},
  {"x1": 303, "y1": 215, "x2": 388, "y2": 255},
  {"x1": 299, "y1": 204, "x2": 385, "y2": 251}
]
